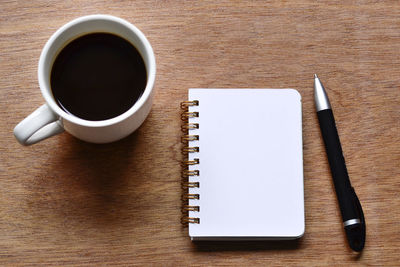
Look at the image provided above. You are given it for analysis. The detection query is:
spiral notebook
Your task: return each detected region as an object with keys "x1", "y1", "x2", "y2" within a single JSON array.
[{"x1": 181, "y1": 89, "x2": 304, "y2": 241}]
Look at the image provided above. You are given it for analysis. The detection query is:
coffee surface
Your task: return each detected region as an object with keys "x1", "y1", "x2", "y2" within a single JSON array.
[{"x1": 51, "y1": 33, "x2": 147, "y2": 121}]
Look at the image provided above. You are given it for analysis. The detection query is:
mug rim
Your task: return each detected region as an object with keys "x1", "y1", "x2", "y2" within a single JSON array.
[{"x1": 38, "y1": 14, "x2": 156, "y2": 127}]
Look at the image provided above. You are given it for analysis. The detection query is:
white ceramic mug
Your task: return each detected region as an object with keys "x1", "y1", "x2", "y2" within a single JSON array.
[{"x1": 14, "y1": 15, "x2": 156, "y2": 145}]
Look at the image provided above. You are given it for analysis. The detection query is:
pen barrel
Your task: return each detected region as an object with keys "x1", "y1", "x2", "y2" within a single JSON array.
[{"x1": 317, "y1": 109, "x2": 357, "y2": 222}]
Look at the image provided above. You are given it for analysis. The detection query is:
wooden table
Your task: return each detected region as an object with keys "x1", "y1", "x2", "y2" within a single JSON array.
[{"x1": 1, "y1": 1, "x2": 399, "y2": 265}]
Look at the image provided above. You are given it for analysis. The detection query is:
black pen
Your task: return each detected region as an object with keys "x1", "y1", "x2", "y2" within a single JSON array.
[{"x1": 314, "y1": 74, "x2": 366, "y2": 252}]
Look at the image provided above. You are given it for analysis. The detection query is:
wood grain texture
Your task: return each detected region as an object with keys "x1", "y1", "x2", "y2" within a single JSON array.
[{"x1": 1, "y1": 0, "x2": 399, "y2": 265}]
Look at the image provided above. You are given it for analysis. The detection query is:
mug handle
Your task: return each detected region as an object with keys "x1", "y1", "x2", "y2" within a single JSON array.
[{"x1": 14, "y1": 104, "x2": 64, "y2": 146}]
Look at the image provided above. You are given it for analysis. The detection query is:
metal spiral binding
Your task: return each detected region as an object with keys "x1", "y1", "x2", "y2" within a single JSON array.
[
  {"x1": 181, "y1": 123, "x2": 199, "y2": 131},
  {"x1": 181, "y1": 146, "x2": 199, "y2": 154},
  {"x1": 181, "y1": 181, "x2": 200, "y2": 188},
  {"x1": 181, "y1": 217, "x2": 200, "y2": 224},
  {"x1": 181, "y1": 100, "x2": 200, "y2": 225}
]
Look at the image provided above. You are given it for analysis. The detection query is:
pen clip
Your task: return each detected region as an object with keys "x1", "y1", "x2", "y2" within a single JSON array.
[
  {"x1": 345, "y1": 187, "x2": 366, "y2": 252},
  {"x1": 351, "y1": 187, "x2": 365, "y2": 226}
]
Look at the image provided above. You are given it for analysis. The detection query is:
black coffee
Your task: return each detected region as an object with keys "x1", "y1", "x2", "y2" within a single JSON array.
[{"x1": 51, "y1": 33, "x2": 147, "y2": 121}]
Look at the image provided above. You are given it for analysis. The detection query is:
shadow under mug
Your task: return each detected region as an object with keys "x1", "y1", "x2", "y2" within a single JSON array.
[{"x1": 14, "y1": 14, "x2": 156, "y2": 146}]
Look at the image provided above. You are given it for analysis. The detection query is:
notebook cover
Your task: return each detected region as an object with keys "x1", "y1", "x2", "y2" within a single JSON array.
[{"x1": 186, "y1": 89, "x2": 304, "y2": 240}]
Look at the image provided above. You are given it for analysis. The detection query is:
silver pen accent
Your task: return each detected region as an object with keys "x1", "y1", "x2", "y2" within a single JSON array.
[
  {"x1": 343, "y1": 218, "x2": 361, "y2": 227},
  {"x1": 314, "y1": 74, "x2": 331, "y2": 112}
]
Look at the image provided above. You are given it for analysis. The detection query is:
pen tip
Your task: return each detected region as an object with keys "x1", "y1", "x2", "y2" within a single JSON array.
[{"x1": 314, "y1": 74, "x2": 318, "y2": 79}]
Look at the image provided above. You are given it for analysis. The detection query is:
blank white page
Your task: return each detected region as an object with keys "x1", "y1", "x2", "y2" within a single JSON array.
[{"x1": 187, "y1": 89, "x2": 304, "y2": 240}]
